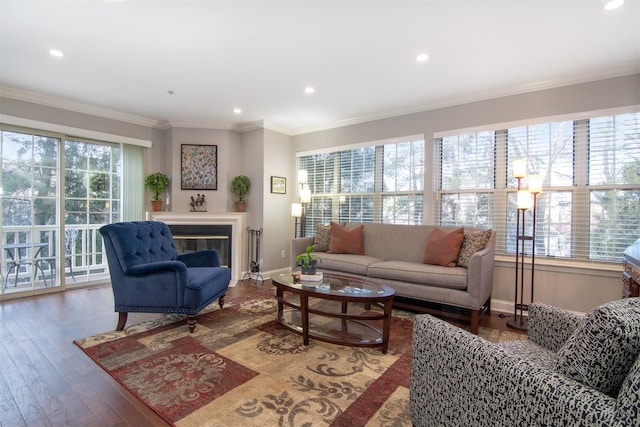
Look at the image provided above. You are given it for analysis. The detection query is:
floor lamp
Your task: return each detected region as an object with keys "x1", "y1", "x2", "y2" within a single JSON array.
[
  {"x1": 291, "y1": 203, "x2": 302, "y2": 238},
  {"x1": 292, "y1": 170, "x2": 311, "y2": 238},
  {"x1": 507, "y1": 161, "x2": 541, "y2": 332},
  {"x1": 508, "y1": 188, "x2": 532, "y2": 330}
]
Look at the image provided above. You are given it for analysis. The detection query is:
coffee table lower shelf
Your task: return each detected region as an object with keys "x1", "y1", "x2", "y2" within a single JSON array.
[
  {"x1": 272, "y1": 273, "x2": 395, "y2": 354},
  {"x1": 278, "y1": 307, "x2": 388, "y2": 351}
]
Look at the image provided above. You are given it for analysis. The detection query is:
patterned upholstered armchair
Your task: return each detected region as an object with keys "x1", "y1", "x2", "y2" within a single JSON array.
[
  {"x1": 410, "y1": 299, "x2": 640, "y2": 426},
  {"x1": 100, "y1": 221, "x2": 231, "y2": 333}
]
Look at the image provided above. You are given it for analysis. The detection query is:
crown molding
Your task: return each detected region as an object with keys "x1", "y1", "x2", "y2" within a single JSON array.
[
  {"x1": 0, "y1": 86, "x2": 163, "y2": 128},
  {"x1": 161, "y1": 119, "x2": 296, "y2": 136}
]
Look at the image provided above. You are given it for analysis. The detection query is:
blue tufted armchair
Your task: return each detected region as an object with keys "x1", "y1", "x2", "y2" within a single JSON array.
[{"x1": 99, "y1": 221, "x2": 231, "y2": 333}]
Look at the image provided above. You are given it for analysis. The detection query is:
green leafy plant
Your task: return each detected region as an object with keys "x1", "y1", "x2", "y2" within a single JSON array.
[
  {"x1": 295, "y1": 244, "x2": 321, "y2": 268},
  {"x1": 231, "y1": 175, "x2": 251, "y2": 201},
  {"x1": 145, "y1": 172, "x2": 169, "y2": 201}
]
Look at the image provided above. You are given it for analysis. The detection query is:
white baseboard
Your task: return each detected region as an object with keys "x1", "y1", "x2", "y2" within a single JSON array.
[{"x1": 490, "y1": 298, "x2": 519, "y2": 316}]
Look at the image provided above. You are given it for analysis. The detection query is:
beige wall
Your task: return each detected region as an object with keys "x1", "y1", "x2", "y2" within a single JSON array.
[
  {"x1": 262, "y1": 129, "x2": 295, "y2": 272},
  {"x1": 163, "y1": 127, "x2": 243, "y2": 214},
  {"x1": 2, "y1": 73, "x2": 638, "y2": 312}
]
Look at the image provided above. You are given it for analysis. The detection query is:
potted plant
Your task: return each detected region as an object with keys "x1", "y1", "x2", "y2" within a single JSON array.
[
  {"x1": 295, "y1": 244, "x2": 321, "y2": 275},
  {"x1": 231, "y1": 175, "x2": 251, "y2": 212},
  {"x1": 145, "y1": 172, "x2": 169, "y2": 211}
]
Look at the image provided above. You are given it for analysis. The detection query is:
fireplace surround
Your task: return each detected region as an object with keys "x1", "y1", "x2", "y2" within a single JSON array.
[{"x1": 146, "y1": 212, "x2": 246, "y2": 282}]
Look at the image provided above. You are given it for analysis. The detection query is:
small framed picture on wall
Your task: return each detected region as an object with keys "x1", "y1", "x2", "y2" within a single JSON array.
[{"x1": 271, "y1": 176, "x2": 286, "y2": 194}]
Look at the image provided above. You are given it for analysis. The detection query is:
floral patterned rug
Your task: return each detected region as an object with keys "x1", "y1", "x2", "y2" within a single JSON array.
[{"x1": 74, "y1": 290, "x2": 523, "y2": 426}]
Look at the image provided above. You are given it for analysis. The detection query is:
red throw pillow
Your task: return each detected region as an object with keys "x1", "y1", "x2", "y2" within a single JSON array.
[
  {"x1": 327, "y1": 222, "x2": 365, "y2": 255},
  {"x1": 423, "y1": 228, "x2": 465, "y2": 267}
]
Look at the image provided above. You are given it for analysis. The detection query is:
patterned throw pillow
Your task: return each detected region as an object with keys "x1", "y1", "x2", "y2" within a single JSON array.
[
  {"x1": 313, "y1": 223, "x2": 331, "y2": 252},
  {"x1": 553, "y1": 298, "x2": 640, "y2": 397},
  {"x1": 327, "y1": 222, "x2": 365, "y2": 255},
  {"x1": 457, "y1": 229, "x2": 492, "y2": 267},
  {"x1": 423, "y1": 228, "x2": 464, "y2": 267}
]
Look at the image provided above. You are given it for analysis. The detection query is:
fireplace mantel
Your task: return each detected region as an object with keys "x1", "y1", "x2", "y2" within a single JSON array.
[{"x1": 146, "y1": 211, "x2": 246, "y2": 282}]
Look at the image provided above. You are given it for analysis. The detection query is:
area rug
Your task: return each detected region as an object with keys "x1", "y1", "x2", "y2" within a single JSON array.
[{"x1": 74, "y1": 289, "x2": 524, "y2": 426}]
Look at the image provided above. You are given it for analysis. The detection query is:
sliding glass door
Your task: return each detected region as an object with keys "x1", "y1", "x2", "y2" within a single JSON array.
[
  {"x1": 1, "y1": 128, "x2": 122, "y2": 296},
  {"x1": 1, "y1": 129, "x2": 61, "y2": 294}
]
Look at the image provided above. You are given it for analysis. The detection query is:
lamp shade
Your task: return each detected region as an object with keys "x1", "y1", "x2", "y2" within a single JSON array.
[
  {"x1": 298, "y1": 170, "x2": 308, "y2": 185},
  {"x1": 300, "y1": 184, "x2": 311, "y2": 203},
  {"x1": 513, "y1": 159, "x2": 527, "y2": 179},
  {"x1": 291, "y1": 203, "x2": 302, "y2": 218},
  {"x1": 517, "y1": 190, "x2": 532, "y2": 210},
  {"x1": 528, "y1": 175, "x2": 543, "y2": 194}
]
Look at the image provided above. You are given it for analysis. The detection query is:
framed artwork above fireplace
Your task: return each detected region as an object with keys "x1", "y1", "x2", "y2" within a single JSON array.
[{"x1": 181, "y1": 144, "x2": 217, "y2": 190}]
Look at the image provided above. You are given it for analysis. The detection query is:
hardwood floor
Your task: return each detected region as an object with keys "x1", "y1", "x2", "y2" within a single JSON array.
[{"x1": 0, "y1": 279, "x2": 522, "y2": 426}]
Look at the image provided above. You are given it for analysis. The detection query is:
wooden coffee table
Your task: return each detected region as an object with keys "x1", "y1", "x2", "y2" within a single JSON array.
[{"x1": 272, "y1": 272, "x2": 395, "y2": 353}]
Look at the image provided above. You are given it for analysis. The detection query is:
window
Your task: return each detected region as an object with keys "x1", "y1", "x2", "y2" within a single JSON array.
[
  {"x1": 436, "y1": 111, "x2": 640, "y2": 263},
  {"x1": 298, "y1": 136, "x2": 424, "y2": 235}
]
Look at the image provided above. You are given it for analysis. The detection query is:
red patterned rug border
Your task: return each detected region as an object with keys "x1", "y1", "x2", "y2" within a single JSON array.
[{"x1": 73, "y1": 339, "x2": 177, "y2": 426}]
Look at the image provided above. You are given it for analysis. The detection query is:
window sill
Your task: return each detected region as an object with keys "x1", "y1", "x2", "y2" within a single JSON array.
[{"x1": 494, "y1": 255, "x2": 620, "y2": 278}]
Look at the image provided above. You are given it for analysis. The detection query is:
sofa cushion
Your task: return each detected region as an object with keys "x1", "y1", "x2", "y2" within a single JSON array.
[
  {"x1": 553, "y1": 298, "x2": 640, "y2": 397},
  {"x1": 314, "y1": 223, "x2": 331, "y2": 252},
  {"x1": 318, "y1": 253, "x2": 383, "y2": 276},
  {"x1": 327, "y1": 222, "x2": 365, "y2": 255},
  {"x1": 457, "y1": 228, "x2": 492, "y2": 267},
  {"x1": 423, "y1": 227, "x2": 464, "y2": 267},
  {"x1": 367, "y1": 260, "x2": 468, "y2": 290},
  {"x1": 353, "y1": 223, "x2": 434, "y2": 263}
]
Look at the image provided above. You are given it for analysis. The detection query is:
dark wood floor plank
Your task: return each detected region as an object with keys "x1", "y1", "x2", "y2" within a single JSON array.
[
  {"x1": 0, "y1": 369, "x2": 27, "y2": 427},
  {"x1": 0, "y1": 339, "x2": 53, "y2": 426}
]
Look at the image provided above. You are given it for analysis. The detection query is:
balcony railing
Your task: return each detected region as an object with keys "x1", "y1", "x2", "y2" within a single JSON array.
[{"x1": 1, "y1": 225, "x2": 109, "y2": 294}]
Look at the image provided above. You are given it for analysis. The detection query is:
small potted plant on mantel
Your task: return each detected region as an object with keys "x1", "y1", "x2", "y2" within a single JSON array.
[
  {"x1": 295, "y1": 244, "x2": 321, "y2": 275},
  {"x1": 145, "y1": 172, "x2": 169, "y2": 212},
  {"x1": 231, "y1": 175, "x2": 251, "y2": 212}
]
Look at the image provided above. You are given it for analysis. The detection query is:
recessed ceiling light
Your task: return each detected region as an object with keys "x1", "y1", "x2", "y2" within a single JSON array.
[
  {"x1": 49, "y1": 49, "x2": 64, "y2": 58},
  {"x1": 604, "y1": 0, "x2": 624, "y2": 10},
  {"x1": 416, "y1": 53, "x2": 429, "y2": 63},
  {"x1": 233, "y1": 108, "x2": 242, "y2": 114},
  {"x1": 304, "y1": 86, "x2": 315, "y2": 94}
]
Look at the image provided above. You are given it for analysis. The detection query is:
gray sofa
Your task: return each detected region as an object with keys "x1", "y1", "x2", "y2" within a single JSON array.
[
  {"x1": 410, "y1": 299, "x2": 640, "y2": 426},
  {"x1": 291, "y1": 222, "x2": 496, "y2": 333}
]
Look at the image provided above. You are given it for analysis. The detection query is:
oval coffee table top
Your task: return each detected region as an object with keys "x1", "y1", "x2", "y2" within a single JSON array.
[{"x1": 273, "y1": 272, "x2": 395, "y2": 301}]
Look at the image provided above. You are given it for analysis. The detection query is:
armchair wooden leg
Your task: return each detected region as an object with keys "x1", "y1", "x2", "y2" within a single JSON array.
[
  {"x1": 218, "y1": 294, "x2": 226, "y2": 308},
  {"x1": 187, "y1": 315, "x2": 197, "y2": 333},
  {"x1": 116, "y1": 312, "x2": 128, "y2": 331}
]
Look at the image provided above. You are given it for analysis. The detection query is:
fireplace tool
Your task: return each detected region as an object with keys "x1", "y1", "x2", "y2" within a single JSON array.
[{"x1": 243, "y1": 227, "x2": 263, "y2": 283}]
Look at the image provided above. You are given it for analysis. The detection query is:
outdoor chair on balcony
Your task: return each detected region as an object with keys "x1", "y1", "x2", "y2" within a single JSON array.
[
  {"x1": 63, "y1": 228, "x2": 79, "y2": 281},
  {"x1": 99, "y1": 221, "x2": 231, "y2": 333}
]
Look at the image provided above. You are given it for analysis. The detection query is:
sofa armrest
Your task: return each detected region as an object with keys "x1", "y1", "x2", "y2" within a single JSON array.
[
  {"x1": 465, "y1": 231, "x2": 496, "y2": 305},
  {"x1": 527, "y1": 302, "x2": 584, "y2": 352},
  {"x1": 291, "y1": 236, "x2": 315, "y2": 268},
  {"x1": 410, "y1": 314, "x2": 616, "y2": 427}
]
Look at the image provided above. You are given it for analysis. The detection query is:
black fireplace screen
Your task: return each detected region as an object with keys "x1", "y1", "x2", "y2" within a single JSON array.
[{"x1": 168, "y1": 224, "x2": 231, "y2": 268}]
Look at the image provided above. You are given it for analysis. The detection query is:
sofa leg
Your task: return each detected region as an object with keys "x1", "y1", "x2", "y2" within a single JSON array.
[
  {"x1": 116, "y1": 312, "x2": 128, "y2": 331},
  {"x1": 218, "y1": 294, "x2": 226, "y2": 308},
  {"x1": 187, "y1": 315, "x2": 197, "y2": 333},
  {"x1": 470, "y1": 310, "x2": 479, "y2": 335}
]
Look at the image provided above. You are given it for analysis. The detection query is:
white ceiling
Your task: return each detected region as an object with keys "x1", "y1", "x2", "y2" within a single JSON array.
[{"x1": 1, "y1": 0, "x2": 639, "y2": 135}]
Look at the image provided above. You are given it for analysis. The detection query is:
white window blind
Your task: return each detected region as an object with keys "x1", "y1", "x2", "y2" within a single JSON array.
[
  {"x1": 435, "y1": 110, "x2": 640, "y2": 263},
  {"x1": 298, "y1": 137, "x2": 424, "y2": 236},
  {"x1": 587, "y1": 113, "x2": 640, "y2": 261}
]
